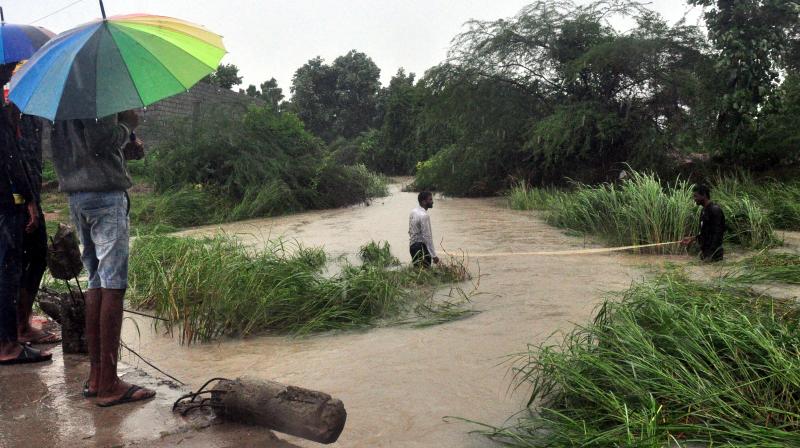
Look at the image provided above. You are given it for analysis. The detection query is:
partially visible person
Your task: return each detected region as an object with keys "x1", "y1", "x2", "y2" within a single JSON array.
[
  {"x1": 409, "y1": 191, "x2": 440, "y2": 268},
  {"x1": 681, "y1": 184, "x2": 726, "y2": 262},
  {"x1": 0, "y1": 62, "x2": 51, "y2": 365},
  {"x1": 51, "y1": 109, "x2": 153, "y2": 405},
  {"x1": 13, "y1": 105, "x2": 57, "y2": 344}
]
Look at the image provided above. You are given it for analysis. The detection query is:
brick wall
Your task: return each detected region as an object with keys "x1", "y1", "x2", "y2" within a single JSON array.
[{"x1": 136, "y1": 82, "x2": 265, "y2": 148}]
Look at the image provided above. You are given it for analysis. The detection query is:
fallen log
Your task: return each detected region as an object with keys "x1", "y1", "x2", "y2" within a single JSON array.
[{"x1": 209, "y1": 377, "x2": 347, "y2": 444}]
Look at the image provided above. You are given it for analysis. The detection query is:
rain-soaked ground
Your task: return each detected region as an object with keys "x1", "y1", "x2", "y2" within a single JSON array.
[{"x1": 2, "y1": 181, "x2": 798, "y2": 447}]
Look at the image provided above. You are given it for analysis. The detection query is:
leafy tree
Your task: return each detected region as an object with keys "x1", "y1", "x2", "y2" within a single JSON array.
[
  {"x1": 291, "y1": 57, "x2": 340, "y2": 141},
  {"x1": 243, "y1": 78, "x2": 285, "y2": 112},
  {"x1": 411, "y1": 0, "x2": 717, "y2": 193},
  {"x1": 204, "y1": 64, "x2": 243, "y2": 90},
  {"x1": 687, "y1": 0, "x2": 800, "y2": 156},
  {"x1": 260, "y1": 78, "x2": 285, "y2": 112},
  {"x1": 291, "y1": 51, "x2": 381, "y2": 142},
  {"x1": 331, "y1": 50, "x2": 381, "y2": 138}
]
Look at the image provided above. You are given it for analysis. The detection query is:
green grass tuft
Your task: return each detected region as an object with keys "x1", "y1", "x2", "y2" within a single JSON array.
[
  {"x1": 128, "y1": 235, "x2": 475, "y2": 344},
  {"x1": 480, "y1": 263, "x2": 800, "y2": 447}
]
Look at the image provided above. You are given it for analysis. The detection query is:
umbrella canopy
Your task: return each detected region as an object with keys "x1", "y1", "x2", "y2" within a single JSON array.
[
  {"x1": 9, "y1": 14, "x2": 226, "y2": 120},
  {"x1": 0, "y1": 19, "x2": 54, "y2": 64}
]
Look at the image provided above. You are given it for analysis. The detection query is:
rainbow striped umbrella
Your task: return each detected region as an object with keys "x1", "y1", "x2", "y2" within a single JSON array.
[
  {"x1": 9, "y1": 12, "x2": 225, "y2": 120},
  {"x1": 0, "y1": 8, "x2": 54, "y2": 64}
]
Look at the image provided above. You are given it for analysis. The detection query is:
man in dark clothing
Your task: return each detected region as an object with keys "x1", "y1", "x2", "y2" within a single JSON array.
[
  {"x1": 15, "y1": 108, "x2": 54, "y2": 344},
  {"x1": 682, "y1": 184, "x2": 725, "y2": 262},
  {"x1": 0, "y1": 62, "x2": 51, "y2": 365}
]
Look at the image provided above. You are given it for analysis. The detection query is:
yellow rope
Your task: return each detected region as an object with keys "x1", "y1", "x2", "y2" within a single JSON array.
[{"x1": 468, "y1": 241, "x2": 683, "y2": 258}]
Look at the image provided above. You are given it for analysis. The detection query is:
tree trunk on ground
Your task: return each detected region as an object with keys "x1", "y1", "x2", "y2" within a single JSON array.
[{"x1": 211, "y1": 377, "x2": 347, "y2": 444}]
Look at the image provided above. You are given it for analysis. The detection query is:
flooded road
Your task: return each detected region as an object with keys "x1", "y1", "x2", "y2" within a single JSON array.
[
  {"x1": 2, "y1": 181, "x2": 664, "y2": 447},
  {"x1": 122, "y1": 181, "x2": 651, "y2": 447}
]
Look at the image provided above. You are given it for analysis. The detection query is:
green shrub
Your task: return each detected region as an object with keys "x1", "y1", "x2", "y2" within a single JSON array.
[{"x1": 142, "y1": 106, "x2": 387, "y2": 226}]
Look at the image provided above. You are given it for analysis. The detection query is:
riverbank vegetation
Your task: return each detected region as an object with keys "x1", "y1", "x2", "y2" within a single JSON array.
[
  {"x1": 276, "y1": 0, "x2": 798, "y2": 198},
  {"x1": 128, "y1": 235, "x2": 474, "y2": 344},
  {"x1": 507, "y1": 171, "x2": 785, "y2": 252},
  {"x1": 480, "y1": 254, "x2": 800, "y2": 446},
  {"x1": 127, "y1": 107, "x2": 388, "y2": 232}
]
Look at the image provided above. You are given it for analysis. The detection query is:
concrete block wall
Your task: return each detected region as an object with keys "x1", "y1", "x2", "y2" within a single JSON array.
[{"x1": 136, "y1": 82, "x2": 265, "y2": 149}]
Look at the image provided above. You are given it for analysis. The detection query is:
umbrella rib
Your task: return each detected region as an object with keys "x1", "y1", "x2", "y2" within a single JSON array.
[{"x1": 106, "y1": 23, "x2": 146, "y2": 109}]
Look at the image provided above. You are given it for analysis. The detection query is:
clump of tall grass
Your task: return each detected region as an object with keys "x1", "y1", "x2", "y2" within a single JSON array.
[
  {"x1": 724, "y1": 252, "x2": 800, "y2": 285},
  {"x1": 715, "y1": 174, "x2": 800, "y2": 232},
  {"x1": 129, "y1": 235, "x2": 474, "y2": 344},
  {"x1": 480, "y1": 271, "x2": 800, "y2": 447},
  {"x1": 359, "y1": 241, "x2": 400, "y2": 267},
  {"x1": 508, "y1": 171, "x2": 778, "y2": 251},
  {"x1": 507, "y1": 182, "x2": 560, "y2": 211}
]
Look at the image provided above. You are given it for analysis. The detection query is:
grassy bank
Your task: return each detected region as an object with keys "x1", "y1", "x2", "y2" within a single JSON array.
[
  {"x1": 128, "y1": 235, "x2": 474, "y2": 344},
  {"x1": 481, "y1": 255, "x2": 800, "y2": 447},
  {"x1": 507, "y1": 171, "x2": 782, "y2": 252}
]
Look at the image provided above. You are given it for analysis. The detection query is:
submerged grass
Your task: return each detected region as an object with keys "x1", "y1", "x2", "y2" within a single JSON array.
[
  {"x1": 507, "y1": 171, "x2": 779, "y2": 252},
  {"x1": 128, "y1": 235, "x2": 474, "y2": 344},
  {"x1": 480, "y1": 264, "x2": 800, "y2": 447},
  {"x1": 724, "y1": 252, "x2": 800, "y2": 285}
]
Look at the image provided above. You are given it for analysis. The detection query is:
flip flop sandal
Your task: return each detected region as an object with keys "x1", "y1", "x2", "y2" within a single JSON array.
[
  {"x1": 83, "y1": 380, "x2": 97, "y2": 398},
  {"x1": 0, "y1": 345, "x2": 53, "y2": 365},
  {"x1": 96, "y1": 385, "x2": 155, "y2": 407}
]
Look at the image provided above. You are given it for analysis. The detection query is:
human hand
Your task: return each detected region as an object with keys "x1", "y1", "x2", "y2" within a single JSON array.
[
  {"x1": 680, "y1": 237, "x2": 694, "y2": 246},
  {"x1": 118, "y1": 110, "x2": 140, "y2": 129},
  {"x1": 25, "y1": 202, "x2": 39, "y2": 233}
]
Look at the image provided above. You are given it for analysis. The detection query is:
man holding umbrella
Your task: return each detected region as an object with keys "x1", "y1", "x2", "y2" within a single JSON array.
[
  {"x1": 50, "y1": 111, "x2": 155, "y2": 406},
  {"x1": 10, "y1": 2, "x2": 227, "y2": 406}
]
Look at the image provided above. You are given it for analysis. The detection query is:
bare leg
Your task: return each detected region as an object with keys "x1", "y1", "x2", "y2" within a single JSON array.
[
  {"x1": 0, "y1": 341, "x2": 23, "y2": 360},
  {"x1": 17, "y1": 288, "x2": 54, "y2": 343},
  {"x1": 95, "y1": 288, "x2": 154, "y2": 404},
  {"x1": 84, "y1": 288, "x2": 102, "y2": 395}
]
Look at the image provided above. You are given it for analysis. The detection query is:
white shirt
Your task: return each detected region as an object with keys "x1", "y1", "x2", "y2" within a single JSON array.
[{"x1": 409, "y1": 206, "x2": 437, "y2": 257}]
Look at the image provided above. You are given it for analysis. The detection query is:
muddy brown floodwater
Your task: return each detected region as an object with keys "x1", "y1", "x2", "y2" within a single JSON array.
[
  {"x1": 2, "y1": 181, "x2": 704, "y2": 447},
  {"x1": 131, "y1": 180, "x2": 658, "y2": 447}
]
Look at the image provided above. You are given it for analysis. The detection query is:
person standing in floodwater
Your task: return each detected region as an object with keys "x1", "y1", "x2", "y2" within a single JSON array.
[
  {"x1": 681, "y1": 184, "x2": 726, "y2": 262},
  {"x1": 409, "y1": 191, "x2": 440, "y2": 267},
  {"x1": 50, "y1": 110, "x2": 155, "y2": 406}
]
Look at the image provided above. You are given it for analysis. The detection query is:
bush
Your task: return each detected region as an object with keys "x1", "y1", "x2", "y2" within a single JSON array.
[{"x1": 143, "y1": 106, "x2": 388, "y2": 225}]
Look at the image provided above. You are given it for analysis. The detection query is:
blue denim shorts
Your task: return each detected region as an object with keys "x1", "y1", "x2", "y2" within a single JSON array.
[{"x1": 68, "y1": 191, "x2": 129, "y2": 290}]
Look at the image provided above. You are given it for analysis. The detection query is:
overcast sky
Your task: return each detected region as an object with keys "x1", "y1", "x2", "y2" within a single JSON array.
[{"x1": 9, "y1": 1, "x2": 704, "y2": 94}]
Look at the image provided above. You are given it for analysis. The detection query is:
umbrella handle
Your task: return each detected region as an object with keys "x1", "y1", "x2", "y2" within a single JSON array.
[
  {"x1": 99, "y1": 0, "x2": 107, "y2": 20},
  {"x1": 1, "y1": 7, "x2": 5, "y2": 23}
]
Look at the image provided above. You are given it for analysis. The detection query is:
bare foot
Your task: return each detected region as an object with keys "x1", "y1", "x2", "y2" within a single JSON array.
[
  {"x1": 96, "y1": 380, "x2": 156, "y2": 407},
  {"x1": 19, "y1": 328, "x2": 60, "y2": 345},
  {"x1": 0, "y1": 343, "x2": 24, "y2": 362}
]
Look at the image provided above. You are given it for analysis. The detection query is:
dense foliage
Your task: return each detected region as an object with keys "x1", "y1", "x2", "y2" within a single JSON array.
[
  {"x1": 273, "y1": 0, "x2": 800, "y2": 196},
  {"x1": 138, "y1": 105, "x2": 387, "y2": 228}
]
